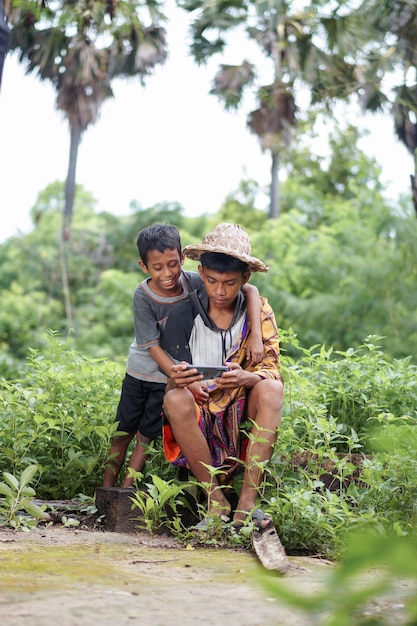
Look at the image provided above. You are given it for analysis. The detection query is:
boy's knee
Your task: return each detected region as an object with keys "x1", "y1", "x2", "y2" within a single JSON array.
[
  {"x1": 112, "y1": 433, "x2": 134, "y2": 451},
  {"x1": 163, "y1": 387, "x2": 194, "y2": 420},
  {"x1": 257, "y1": 378, "x2": 283, "y2": 402},
  {"x1": 249, "y1": 379, "x2": 284, "y2": 420}
]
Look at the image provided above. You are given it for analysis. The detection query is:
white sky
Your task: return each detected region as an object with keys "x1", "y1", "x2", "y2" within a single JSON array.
[{"x1": 0, "y1": 7, "x2": 413, "y2": 242}]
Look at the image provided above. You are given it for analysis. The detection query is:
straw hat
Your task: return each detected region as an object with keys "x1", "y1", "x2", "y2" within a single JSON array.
[{"x1": 183, "y1": 223, "x2": 269, "y2": 273}]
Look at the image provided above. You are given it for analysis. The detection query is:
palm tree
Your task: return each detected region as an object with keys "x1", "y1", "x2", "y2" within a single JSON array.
[
  {"x1": 350, "y1": 0, "x2": 417, "y2": 215},
  {"x1": 5, "y1": 0, "x2": 168, "y2": 238},
  {"x1": 179, "y1": 0, "x2": 363, "y2": 218},
  {"x1": 5, "y1": 0, "x2": 167, "y2": 326}
]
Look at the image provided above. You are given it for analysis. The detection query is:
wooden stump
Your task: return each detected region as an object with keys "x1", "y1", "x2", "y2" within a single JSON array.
[{"x1": 95, "y1": 487, "x2": 140, "y2": 533}]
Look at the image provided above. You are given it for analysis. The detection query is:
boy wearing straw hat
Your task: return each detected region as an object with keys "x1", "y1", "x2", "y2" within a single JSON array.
[{"x1": 161, "y1": 223, "x2": 288, "y2": 570}]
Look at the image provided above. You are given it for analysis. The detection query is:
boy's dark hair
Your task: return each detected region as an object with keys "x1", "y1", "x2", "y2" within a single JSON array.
[
  {"x1": 137, "y1": 224, "x2": 182, "y2": 265},
  {"x1": 200, "y1": 252, "x2": 249, "y2": 274}
]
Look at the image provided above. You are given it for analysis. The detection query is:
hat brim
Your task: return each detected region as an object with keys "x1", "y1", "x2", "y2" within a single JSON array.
[{"x1": 183, "y1": 244, "x2": 269, "y2": 273}]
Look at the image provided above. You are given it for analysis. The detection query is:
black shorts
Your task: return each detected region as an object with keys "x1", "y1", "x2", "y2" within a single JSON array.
[{"x1": 115, "y1": 374, "x2": 166, "y2": 440}]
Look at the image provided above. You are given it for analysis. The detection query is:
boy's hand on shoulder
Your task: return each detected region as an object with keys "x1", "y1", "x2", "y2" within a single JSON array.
[{"x1": 245, "y1": 334, "x2": 264, "y2": 366}]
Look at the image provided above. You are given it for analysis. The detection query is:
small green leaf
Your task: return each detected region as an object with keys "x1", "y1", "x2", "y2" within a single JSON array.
[
  {"x1": 2, "y1": 473, "x2": 19, "y2": 490},
  {"x1": 23, "y1": 502, "x2": 47, "y2": 519},
  {"x1": 0, "y1": 482, "x2": 13, "y2": 497},
  {"x1": 20, "y1": 465, "x2": 38, "y2": 488}
]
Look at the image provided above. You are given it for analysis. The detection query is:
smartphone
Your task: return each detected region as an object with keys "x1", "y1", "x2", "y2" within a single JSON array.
[{"x1": 185, "y1": 365, "x2": 228, "y2": 379}]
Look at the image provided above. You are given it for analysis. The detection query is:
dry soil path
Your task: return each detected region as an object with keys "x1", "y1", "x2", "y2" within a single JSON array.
[{"x1": 0, "y1": 526, "x2": 414, "y2": 625}]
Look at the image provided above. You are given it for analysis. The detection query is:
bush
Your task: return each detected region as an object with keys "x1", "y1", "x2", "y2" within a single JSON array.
[
  {"x1": 279, "y1": 331, "x2": 417, "y2": 451},
  {"x1": 0, "y1": 332, "x2": 122, "y2": 499}
]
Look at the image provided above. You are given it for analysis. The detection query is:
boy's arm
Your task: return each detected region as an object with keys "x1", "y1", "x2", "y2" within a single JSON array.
[
  {"x1": 149, "y1": 345, "x2": 176, "y2": 378},
  {"x1": 242, "y1": 283, "x2": 263, "y2": 366},
  {"x1": 252, "y1": 299, "x2": 283, "y2": 383}
]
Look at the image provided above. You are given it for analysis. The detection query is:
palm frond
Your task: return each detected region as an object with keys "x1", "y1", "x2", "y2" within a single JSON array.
[
  {"x1": 392, "y1": 84, "x2": 417, "y2": 153},
  {"x1": 248, "y1": 82, "x2": 296, "y2": 150},
  {"x1": 210, "y1": 60, "x2": 255, "y2": 108}
]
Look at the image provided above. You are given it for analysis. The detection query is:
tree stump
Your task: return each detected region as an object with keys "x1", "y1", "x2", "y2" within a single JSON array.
[{"x1": 95, "y1": 487, "x2": 139, "y2": 533}]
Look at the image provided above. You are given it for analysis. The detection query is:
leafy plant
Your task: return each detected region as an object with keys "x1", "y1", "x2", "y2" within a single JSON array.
[
  {"x1": 0, "y1": 465, "x2": 47, "y2": 530},
  {"x1": 129, "y1": 474, "x2": 188, "y2": 535},
  {"x1": 358, "y1": 417, "x2": 417, "y2": 533},
  {"x1": 0, "y1": 333, "x2": 122, "y2": 499},
  {"x1": 280, "y1": 332, "x2": 417, "y2": 452}
]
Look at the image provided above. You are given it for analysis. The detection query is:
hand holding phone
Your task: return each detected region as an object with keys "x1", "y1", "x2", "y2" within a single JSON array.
[{"x1": 185, "y1": 365, "x2": 228, "y2": 379}]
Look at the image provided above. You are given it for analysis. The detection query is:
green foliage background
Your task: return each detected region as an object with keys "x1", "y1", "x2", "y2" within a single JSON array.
[{"x1": 1, "y1": 125, "x2": 416, "y2": 366}]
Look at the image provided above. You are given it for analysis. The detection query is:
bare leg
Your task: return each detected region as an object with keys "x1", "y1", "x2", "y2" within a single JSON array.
[
  {"x1": 164, "y1": 387, "x2": 231, "y2": 518},
  {"x1": 233, "y1": 379, "x2": 284, "y2": 525},
  {"x1": 122, "y1": 431, "x2": 151, "y2": 487},
  {"x1": 102, "y1": 433, "x2": 134, "y2": 487}
]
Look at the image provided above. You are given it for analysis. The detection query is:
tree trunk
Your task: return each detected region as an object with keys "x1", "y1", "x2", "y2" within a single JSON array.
[
  {"x1": 410, "y1": 174, "x2": 417, "y2": 217},
  {"x1": 269, "y1": 151, "x2": 280, "y2": 219},
  {"x1": 0, "y1": 0, "x2": 10, "y2": 93},
  {"x1": 63, "y1": 122, "x2": 82, "y2": 240},
  {"x1": 59, "y1": 232, "x2": 73, "y2": 328},
  {"x1": 412, "y1": 147, "x2": 417, "y2": 218}
]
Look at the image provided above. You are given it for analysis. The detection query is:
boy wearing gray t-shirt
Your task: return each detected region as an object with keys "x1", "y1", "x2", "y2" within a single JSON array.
[{"x1": 103, "y1": 223, "x2": 201, "y2": 488}]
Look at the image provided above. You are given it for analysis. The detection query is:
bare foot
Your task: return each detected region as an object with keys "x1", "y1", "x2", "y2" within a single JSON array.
[
  {"x1": 232, "y1": 497, "x2": 257, "y2": 526},
  {"x1": 232, "y1": 507, "x2": 273, "y2": 529},
  {"x1": 208, "y1": 490, "x2": 231, "y2": 519},
  {"x1": 232, "y1": 509, "x2": 250, "y2": 527}
]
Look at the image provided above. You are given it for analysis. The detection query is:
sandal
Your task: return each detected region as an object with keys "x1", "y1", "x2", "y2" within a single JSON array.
[
  {"x1": 231, "y1": 508, "x2": 271, "y2": 532},
  {"x1": 251, "y1": 509, "x2": 290, "y2": 574}
]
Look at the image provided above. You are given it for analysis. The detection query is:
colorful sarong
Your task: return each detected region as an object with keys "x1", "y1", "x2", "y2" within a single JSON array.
[{"x1": 162, "y1": 392, "x2": 247, "y2": 469}]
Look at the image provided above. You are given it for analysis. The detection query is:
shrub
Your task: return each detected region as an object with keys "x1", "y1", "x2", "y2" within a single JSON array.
[{"x1": 0, "y1": 332, "x2": 122, "y2": 499}]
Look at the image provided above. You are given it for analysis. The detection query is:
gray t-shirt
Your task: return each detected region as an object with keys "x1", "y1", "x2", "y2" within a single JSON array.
[{"x1": 126, "y1": 271, "x2": 202, "y2": 383}]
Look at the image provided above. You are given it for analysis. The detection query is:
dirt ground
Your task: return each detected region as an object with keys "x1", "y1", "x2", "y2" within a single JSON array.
[{"x1": 0, "y1": 525, "x2": 415, "y2": 626}]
